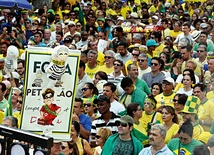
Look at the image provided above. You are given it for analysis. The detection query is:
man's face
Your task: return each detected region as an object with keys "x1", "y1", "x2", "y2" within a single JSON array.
[
  {"x1": 123, "y1": 85, "x2": 134, "y2": 95},
  {"x1": 98, "y1": 32, "x2": 105, "y2": 40},
  {"x1": 117, "y1": 121, "x2": 132, "y2": 136},
  {"x1": 51, "y1": 142, "x2": 61, "y2": 155},
  {"x1": 182, "y1": 26, "x2": 190, "y2": 34},
  {"x1": 54, "y1": 15, "x2": 60, "y2": 23},
  {"x1": 97, "y1": 101, "x2": 110, "y2": 114},
  {"x1": 137, "y1": 56, "x2": 147, "y2": 68},
  {"x1": 132, "y1": 50, "x2": 140, "y2": 60},
  {"x1": 149, "y1": 129, "x2": 164, "y2": 146},
  {"x1": 193, "y1": 86, "x2": 204, "y2": 100},
  {"x1": 44, "y1": 30, "x2": 51, "y2": 40},
  {"x1": 128, "y1": 65, "x2": 138, "y2": 78},
  {"x1": 103, "y1": 86, "x2": 113, "y2": 99},
  {"x1": 185, "y1": 62, "x2": 195, "y2": 70},
  {"x1": 180, "y1": 48, "x2": 189, "y2": 61},
  {"x1": 12, "y1": 89, "x2": 20, "y2": 103},
  {"x1": 56, "y1": 24, "x2": 62, "y2": 32},
  {"x1": 162, "y1": 80, "x2": 173, "y2": 92},
  {"x1": 200, "y1": 34, "x2": 207, "y2": 42},
  {"x1": 74, "y1": 101, "x2": 82, "y2": 115},
  {"x1": 197, "y1": 47, "x2": 206, "y2": 58},
  {"x1": 17, "y1": 96, "x2": 23, "y2": 111},
  {"x1": 182, "y1": 112, "x2": 193, "y2": 122},
  {"x1": 208, "y1": 59, "x2": 214, "y2": 73},
  {"x1": 0, "y1": 61, "x2": 4, "y2": 70},
  {"x1": 117, "y1": 46, "x2": 126, "y2": 56},
  {"x1": 0, "y1": 44, "x2": 7, "y2": 54},
  {"x1": 179, "y1": 132, "x2": 192, "y2": 144},
  {"x1": 87, "y1": 53, "x2": 97, "y2": 63},
  {"x1": 34, "y1": 34, "x2": 42, "y2": 43},
  {"x1": 151, "y1": 59, "x2": 160, "y2": 72},
  {"x1": 68, "y1": 24, "x2": 76, "y2": 32},
  {"x1": 17, "y1": 62, "x2": 25, "y2": 76}
]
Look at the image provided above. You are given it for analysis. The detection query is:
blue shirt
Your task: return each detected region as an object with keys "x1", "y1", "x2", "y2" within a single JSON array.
[
  {"x1": 138, "y1": 145, "x2": 173, "y2": 155},
  {"x1": 79, "y1": 113, "x2": 92, "y2": 132}
]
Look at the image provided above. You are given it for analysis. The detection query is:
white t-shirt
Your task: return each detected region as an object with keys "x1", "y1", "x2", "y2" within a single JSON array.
[
  {"x1": 176, "y1": 88, "x2": 193, "y2": 96},
  {"x1": 110, "y1": 100, "x2": 125, "y2": 115}
]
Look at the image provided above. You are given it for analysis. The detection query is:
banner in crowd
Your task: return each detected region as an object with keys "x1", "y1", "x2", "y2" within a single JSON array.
[{"x1": 20, "y1": 46, "x2": 80, "y2": 140}]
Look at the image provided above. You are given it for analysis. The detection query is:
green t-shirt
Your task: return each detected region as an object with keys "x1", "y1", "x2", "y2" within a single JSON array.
[
  {"x1": 167, "y1": 138, "x2": 202, "y2": 155},
  {"x1": 112, "y1": 137, "x2": 134, "y2": 155}
]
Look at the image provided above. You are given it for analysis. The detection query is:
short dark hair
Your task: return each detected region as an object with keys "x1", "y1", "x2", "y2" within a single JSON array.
[
  {"x1": 0, "y1": 82, "x2": 6, "y2": 92},
  {"x1": 182, "y1": 21, "x2": 191, "y2": 28},
  {"x1": 178, "y1": 119, "x2": 193, "y2": 137},
  {"x1": 79, "y1": 60, "x2": 85, "y2": 70},
  {"x1": 116, "y1": 42, "x2": 127, "y2": 48},
  {"x1": 176, "y1": 94, "x2": 188, "y2": 106},
  {"x1": 18, "y1": 59, "x2": 25, "y2": 68},
  {"x1": 151, "y1": 57, "x2": 161, "y2": 64},
  {"x1": 121, "y1": 77, "x2": 133, "y2": 89},
  {"x1": 42, "y1": 88, "x2": 54, "y2": 99},
  {"x1": 113, "y1": 59, "x2": 123, "y2": 66},
  {"x1": 193, "y1": 83, "x2": 207, "y2": 93},
  {"x1": 75, "y1": 98, "x2": 83, "y2": 107},
  {"x1": 193, "y1": 145, "x2": 210, "y2": 155},
  {"x1": 127, "y1": 102, "x2": 140, "y2": 117},
  {"x1": 72, "y1": 120, "x2": 80, "y2": 133},
  {"x1": 103, "y1": 82, "x2": 116, "y2": 92},
  {"x1": 181, "y1": 44, "x2": 192, "y2": 52}
]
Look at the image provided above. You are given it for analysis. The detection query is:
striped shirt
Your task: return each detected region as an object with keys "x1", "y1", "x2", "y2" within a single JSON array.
[
  {"x1": 48, "y1": 63, "x2": 66, "y2": 80},
  {"x1": 107, "y1": 73, "x2": 125, "y2": 86},
  {"x1": 91, "y1": 112, "x2": 120, "y2": 136}
]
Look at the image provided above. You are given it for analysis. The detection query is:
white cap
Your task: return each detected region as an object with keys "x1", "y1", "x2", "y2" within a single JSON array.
[
  {"x1": 68, "y1": 21, "x2": 75, "y2": 26},
  {"x1": 152, "y1": 15, "x2": 158, "y2": 20},
  {"x1": 117, "y1": 16, "x2": 124, "y2": 21},
  {"x1": 163, "y1": 77, "x2": 175, "y2": 86}
]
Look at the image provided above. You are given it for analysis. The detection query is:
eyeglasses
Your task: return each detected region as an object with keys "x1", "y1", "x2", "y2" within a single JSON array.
[
  {"x1": 132, "y1": 53, "x2": 139, "y2": 57},
  {"x1": 116, "y1": 121, "x2": 128, "y2": 127},
  {"x1": 82, "y1": 88, "x2": 89, "y2": 91},
  {"x1": 173, "y1": 99, "x2": 178, "y2": 102},
  {"x1": 137, "y1": 59, "x2": 145, "y2": 62},
  {"x1": 104, "y1": 56, "x2": 112, "y2": 59},
  {"x1": 84, "y1": 103, "x2": 92, "y2": 107},
  {"x1": 61, "y1": 146, "x2": 68, "y2": 150},
  {"x1": 45, "y1": 94, "x2": 53, "y2": 99},
  {"x1": 151, "y1": 62, "x2": 158, "y2": 66},
  {"x1": 113, "y1": 63, "x2": 121, "y2": 66},
  {"x1": 179, "y1": 136, "x2": 188, "y2": 141},
  {"x1": 197, "y1": 50, "x2": 205, "y2": 53},
  {"x1": 17, "y1": 100, "x2": 22, "y2": 104},
  {"x1": 95, "y1": 135, "x2": 101, "y2": 139},
  {"x1": 68, "y1": 25, "x2": 75, "y2": 28}
]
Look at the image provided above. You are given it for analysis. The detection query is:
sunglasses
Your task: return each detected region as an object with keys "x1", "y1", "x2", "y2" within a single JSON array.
[
  {"x1": 17, "y1": 100, "x2": 22, "y2": 104},
  {"x1": 173, "y1": 99, "x2": 178, "y2": 102},
  {"x1": 61, "y1": 146, "x2": 68, "y2": 150},
  {"x1": 151, "y1": 62, "x2": 158, "y2": 66},
  {"x1": 132, "y1": 54, "x2": 139, "y2": 57},
  {"x1": 197, "y1": 50, "x2": 205, "y2": 53},
  {"x1": 82, "y1": 88, "x2": 89, "y2": 91},
  {"x1": 84, "y1": 103, "x2": 92, "y2": 107},
  {"x1": 137, "y1": 59, "x2": 145, "y2": 62},
  {"x1": 104, "y1": 56, "x2": 112, "y2": 59},
  {"x1": 45, "y1": 94, "x2": 53, "y2": 99},
  {"x1": 116, "y1": 121, "x2": 128, "y2": 127},
  {"x1": 95, "y1": 135, "x2": 101, "y2": 139},
  {"x1": 68, "y1": 25, "x2": 75, "y2": 28},
  {"x1": 162, "y1": 81, "x2": 171, "y2": 85},
  {"x1": 113, "y1": 63, "x2": 121, "y2": 66}
]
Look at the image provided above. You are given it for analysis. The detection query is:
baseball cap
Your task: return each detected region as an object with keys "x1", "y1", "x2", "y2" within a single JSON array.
[
  {"x1": 152, "y1": 15, "x2": 158, "y2": 20},
  {"x1": 93, "y1": 95, "x2": 110, "y2": 104},
  {"x1": 118, "y1": 115, "x2": 134, "y2": 124},
  {"x1": 146, "y1": 39, "x2": 158, "y2": 47},
  {"x1": 117, "y1": 16, "x2": 124, "y2": 21},
  {"x1": 64, "y1": 37, "x2": 72, "y2": 42},
  {"x1": 68, "y1": 21, "x2": 75, "y2": 26},
  {"x1": 162, "y1": 77, "x2": 175, "y2": 86}
]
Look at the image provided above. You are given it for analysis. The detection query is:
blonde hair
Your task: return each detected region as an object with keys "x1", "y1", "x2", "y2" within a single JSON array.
[
  {"x1": 186, "y1": 60, "x2": 197, "y2": 70},
  {"x1": 97, "y1": 128, "x2": 112, "y2": 142}
]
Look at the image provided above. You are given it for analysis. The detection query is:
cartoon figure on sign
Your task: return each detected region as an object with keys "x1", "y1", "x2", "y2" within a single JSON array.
[
  {"x1": 5, "y1": 45, "x2": 19, "y2": 76},
  {"x1": 32, "y1": 70, "x2": 43, "y2": 87},
  {"x1": 45, "y1": 45, "x2": 69, "y2": 88},
  {"x1": 38, "y1": 88, "x2": 61, "y2": 126}
]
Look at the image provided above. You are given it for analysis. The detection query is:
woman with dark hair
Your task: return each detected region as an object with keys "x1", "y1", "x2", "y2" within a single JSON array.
[
  {"x1": 61, "y1": 140, "x2": 79, "y2": 155},
  {"x1": 71, "y1": 121, "x2": 93, "y2": 155},
  {"x1": 127, "y1": 103, "x2": 148, "y2": 145},
  {"x1": 93, "y1": 71, "x2": 108, "y2": 95},
  {"x1": 176, "y1": 74, "x2": 195, "y2": 96},
  {"x1": 173, "y1": 93, "x2": 188, "y2": 121},
  {"x1": 168, "y1": 120, "x2": 202, "y2": 154},
  {"x1": 151, "y1": 83, "x2": 163, "y2": 97},
  {"x1": 82, "y1": 82, "x2": 98, "y2": 100},
  {"x1": 159, "y1": 52, "x2": 171, "y2": 70},
  {"x1": 159, "y1": 59, "x2": 171, "y2": 78},
  {"x1": 39, "y1": 15, "x2": 50, "y2": 30},
  {"x1": 162, "y1": 105, "x2": 179, "y2": 144},
  {"x1": 97, "y1": 18, "x2": 110, "y2": 41}
]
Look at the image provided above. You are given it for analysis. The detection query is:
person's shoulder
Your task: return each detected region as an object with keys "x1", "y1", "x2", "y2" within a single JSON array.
[
  {"x1": 192, "y1": 139, "x2": 203, "y2": 145},
  {"x1": 168, "y1": 137, "x2": 179, "y2": 144}
]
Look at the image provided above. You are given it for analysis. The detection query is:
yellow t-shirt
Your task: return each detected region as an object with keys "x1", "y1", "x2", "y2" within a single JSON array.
[
  {"x1": 96, "y1": 65, "x2": 114, "y2": 75},
  {"x1": 164, "y1": 123, "x2": 179, "y2": 144},
  {"x1": 207, "y1": 91, "x2": 214, "y2": 100},
  {"x1": 198, "y1": 99, "x2": 214, "y2": 132},
  {"x1": 140, "y1": 111, "x2": 163, "y2": 132},
  {"x1": 155, "y1": 92, "x2": 175, "y2": 109},
  {"x1": 170, "y1": 30, "x2": 182, "y2": 39},
  {"x1": 193, "y1": 123, "x2": 204, "y2": 140},
  {"x1": 125, "y1": 60, "x2": 139, "y2": 73},
  {"x1": 97, "y1": 52, "x2": 105, "y2": 66},
  {"x1": 85, "y1": 64, "x2": 100, "y2": 79},
  {"x1": 120, "y1": 6, "x2": 132, "y2": 19},
  {"x1": 181, "y1": 59, "x2": 202, "y2": 77},
  {"x1": 153, "y1": 43, "x2": 165, "y2": 57}
]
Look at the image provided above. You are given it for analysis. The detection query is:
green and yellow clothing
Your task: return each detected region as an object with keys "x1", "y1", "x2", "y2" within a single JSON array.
[
  {"x1": 148, "y1": 5, "x2": 158, "y2": 14},
  {"x1": 193, "y1": 123, "x2": 204, "y2": 140},
  {"x1": 153, "y1": 43, "x2": 165, "y2": 57},
  {"x1": 85, "y1": 64, "x2": 99, "y2": 79},
  {"x1": 164, "y1": 123, "x2": 179, "y2": 144},
  {"x1": 13, "y1": 111, "x2": 21, "y2": 128},
  {"x1": 125, "y1": 60, "x2": 139, "y2": 73},
  {"x1": 141, "y1": 0, "x2": 149, "y2": 4},
  {"x1": 167, "y1": 138, "x2": 202, "y2": 155},
  {"x1": 133, "y1": 121, "x2": 149, "y2": 145},
  {"x1": 96, "y1": 65, "x2": 114, "y2": 75},
  {"x1": 76, "y1": 137, "x2": 85, "y2": 155},
  {"x1": 120, "y1": 6, "x2": 132, "y2": 19},
  {"x1": 0, "y1": 70, "x2": 3, "y2": 82},
  {"x1": 181, "y1": 59, "x2": 202, "y2": 77},
  {"x1": 135, "y1": 78, "x2": 151, "y2": 95},
  {"x1": 139, "y1": 111, "x2": 162, "y2": 132},
  {"x1": 198, "y1": 99, "x2": 214, "y2": 132},
  {"x1": 155, "y1": 92, "x2": 175, "y2": 109}
]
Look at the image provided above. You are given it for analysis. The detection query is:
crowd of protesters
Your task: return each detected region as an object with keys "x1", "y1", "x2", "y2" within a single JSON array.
[{"x1": 0, "y1": 0, "x2": 214, "y2": 154}]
